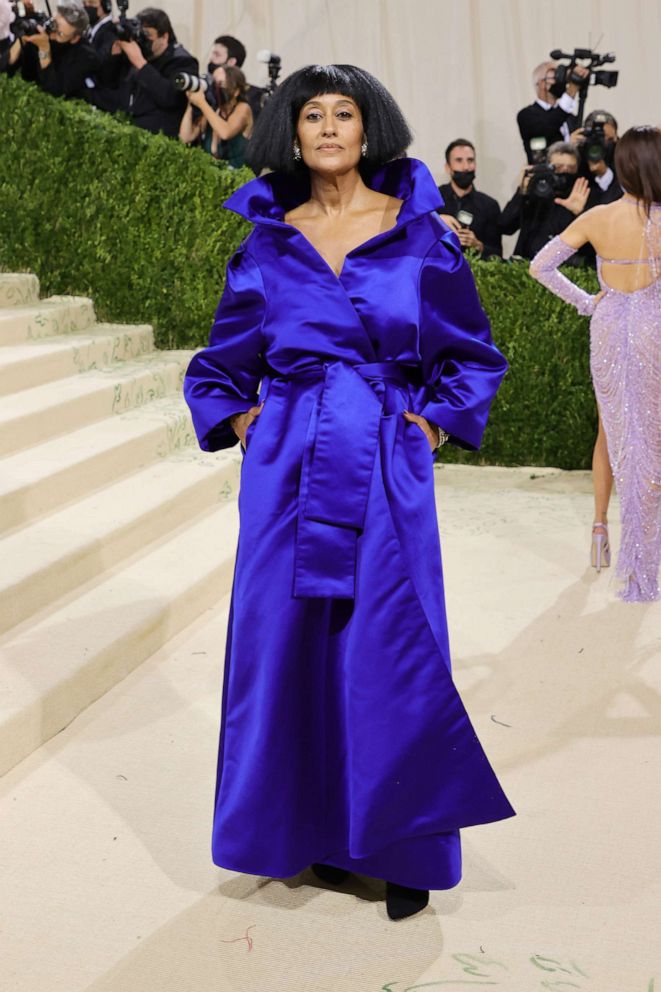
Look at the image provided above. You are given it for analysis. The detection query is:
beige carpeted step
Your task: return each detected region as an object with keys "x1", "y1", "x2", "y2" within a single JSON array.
[
  {"x1": 0, "y1": 352, "x2": 191, "y2": 456},
  {"x1": 0, "y1": 396, "x2": 197, "y2": 534},
  {"x1": 0, "y1": 296, "x2": 96, "y2": 345},
  {"x1": 0, "y1": 449, "x2": 241, "y2": 633},
  {"x1": 0, "y1": 501, "x2": 240, "y2": 777},
  {"x1": 0, "y1": 323, "x2": 155, "y2": 395},
  {"x1": 0, "y1": 272, "x2": 40, "y2": 307}
]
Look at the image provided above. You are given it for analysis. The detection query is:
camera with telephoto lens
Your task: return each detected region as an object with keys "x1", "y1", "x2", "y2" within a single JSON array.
[
  {"x1": 173, "y1": 71, "x2": 212, "y2": 94},
  {"x1": 548, "y1": 47, "x2": 618, "y2": 99},
  {"x1": 578, "y1": 111, "x2": 612, "y2": 164},
  {"x1": 525, "y1": 163, "x2": 574, "y2": 201},
  {"x1": 10, "y1": 1, "x2": 55, "y2": 38}
]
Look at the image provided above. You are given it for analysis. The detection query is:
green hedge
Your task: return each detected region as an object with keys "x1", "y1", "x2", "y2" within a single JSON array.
[
  {"x1": 0, "y1": 74, "x2": 251, "y2": 350},
  {"x1": 0, "y1": 75, "x2": 599, "y2": 468}
]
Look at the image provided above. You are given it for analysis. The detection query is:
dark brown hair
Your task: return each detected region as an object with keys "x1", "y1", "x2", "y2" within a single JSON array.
[{"x1": 615, "y1": 126, "x2": 661, "y2": 217}]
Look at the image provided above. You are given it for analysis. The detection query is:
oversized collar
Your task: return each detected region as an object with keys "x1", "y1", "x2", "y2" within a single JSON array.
[{"x1": 224, "y1": 157, "x2": 445, "y2": 231}]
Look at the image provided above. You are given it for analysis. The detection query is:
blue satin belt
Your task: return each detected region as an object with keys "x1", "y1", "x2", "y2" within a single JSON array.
[{"x1": 258, "y1": 361, "x2": 422, "y2": 599}]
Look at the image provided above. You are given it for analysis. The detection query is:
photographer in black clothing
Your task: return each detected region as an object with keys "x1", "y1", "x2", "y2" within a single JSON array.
[
  {"x1": 571, "y1": 109, "x2": 622, "y2": 207},
  {"x1": 437, "y1": 139, "x2": 502, "y2": 259},
  {"x1": 206, "y1": 32, "x2": 265, "y2": 123},
  {"x1": 84, "y1": 0, "x2": 114, "y2": 59},
  {"x1": 115, "y1": 7, "x2": 198, "y2": 137},
  {"x1": 500, "y1": 142, "x2": 590, "y2": 260},
  {"x1": 23, "y1": 1, "x2": 99, "y2": 100},
  {"x1": 0, "y1": 0, "x2": 21, "y2": 74},
  {"x1": 517, "y1": 59, "x2": 590, "y2": 164}
]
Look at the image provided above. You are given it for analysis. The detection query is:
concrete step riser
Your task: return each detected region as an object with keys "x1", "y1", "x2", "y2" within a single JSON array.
[
  {"x1": 0, "y1": 325, "x2": 155, "y2": 396},
  {"x1": 0, "y1": 458, "x2": 240, "y2": 633},
  {"x1": 0, "y1": 406, "x2": 197, "y2": 534},
  {"x1": 0, "y1": 361, "x2": 186, "y2": 457},
  {"x1": 0, "y1": 498, "x2": 240, "y2": 777},
  {"x1": 0, "y1": 298, "x2": 96, "y2": 345},
  {"x1": 0, "y1": 274, "x2": 40, "y2": 307},
  {"x1": 0, "y1": 548, "x2": 236, "y2": 777}
]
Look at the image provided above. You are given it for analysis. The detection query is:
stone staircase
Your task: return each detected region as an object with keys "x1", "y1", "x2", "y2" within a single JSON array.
[{"x1": 0, "y1": 274, "x2": 241, "y2": 776}]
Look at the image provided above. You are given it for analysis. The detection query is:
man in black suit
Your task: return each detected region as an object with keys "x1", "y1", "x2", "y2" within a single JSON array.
[
  {"x1": 83, "y1": 0, "x2": 114, "y2": 60},
  {"x1": 82, "y1": 0, "x2": 125, "y2": 111},
  {"x1": 517, "y1": 59, "x2": 589, "y2": 164},
  {"x1": 438, "y1": 139, "x2": 502, "y2": 259},
  {"x1": 116, "y1": 7, "x2": 198, "y2": 137}
]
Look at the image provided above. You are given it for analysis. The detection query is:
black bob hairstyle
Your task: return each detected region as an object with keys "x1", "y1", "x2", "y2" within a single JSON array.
[{"x1": 246, "y1": 64, "x2": 413, "y2": 175}]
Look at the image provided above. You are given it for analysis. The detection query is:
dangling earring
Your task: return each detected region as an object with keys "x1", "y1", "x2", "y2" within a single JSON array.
[
  {"x1": 293, "y1": 140, "x2": 302, "y2": 161},
  {"x1": 361, "y1": 138, "x2": 368, "y2": 158}
]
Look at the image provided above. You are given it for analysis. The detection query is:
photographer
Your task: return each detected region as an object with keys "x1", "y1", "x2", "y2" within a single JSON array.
[
  {"x1": 571, "y1": 109, "x2": 622, "y2": 207},
  {"x1": 0, "y1": 0, "x2": 21, "y2": 74},
  {"x1": 116, "y1": 7, "x2": 198, "y2": 137},
  {"x1": 23, "y1": 1, "x2": 100, "y2": 100},
  {"x1": 206, "y1": 32, "x2": 265, "y2": 123},
  {"x1": 84, "y1": 0, "x2": 114, "y2": 59},
  {"x1": 437, "y1": 138, "x2": 502, "y2": 259},
  {"x1": 517, "y1": 60, "x2": 589, "y2": 164},
  {"x1": 178, "y1": 65, "x2": 253, "y2": 168},
  {"x1": 500, "y1": 142, "x2": 590, "y2": 259}
]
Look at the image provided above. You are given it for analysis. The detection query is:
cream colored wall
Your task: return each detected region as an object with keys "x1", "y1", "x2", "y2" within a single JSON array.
[{"x1": 164, "y1": 0, "x2": 660, "y2": 210}]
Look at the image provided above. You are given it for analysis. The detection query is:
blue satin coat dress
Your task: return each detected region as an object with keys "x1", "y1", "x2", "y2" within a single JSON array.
[{"x1": 184, "y1": 157, "x2": 515, "y2": 890}]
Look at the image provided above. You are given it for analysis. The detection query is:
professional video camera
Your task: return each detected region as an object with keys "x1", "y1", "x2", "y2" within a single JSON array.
[
  {"x1": 10, "y1": 0, "x2": 55, "y2": 38},
  {"x1": 548, "y1": 48, "x2": 618, "y2": 125},
  {"x1": 578, "y1": 111, "x2": 613, "y2": 165},
  {"x1": 525, "y1": 163, "x2": 574, "y2": 201},
  {"x1": 256, "y1": 49, "x2": 281, "y2": 104}
]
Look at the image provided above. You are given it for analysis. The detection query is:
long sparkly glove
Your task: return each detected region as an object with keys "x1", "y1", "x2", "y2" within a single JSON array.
[{"x1": 529, "y1": 236, "x2": 599, "y2": 316}]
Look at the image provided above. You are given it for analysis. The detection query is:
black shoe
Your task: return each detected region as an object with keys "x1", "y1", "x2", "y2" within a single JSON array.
[
  {"x1": 311, "y1": 862, "x2": 351, "y2": 885},
  {"x1": 386, "y1": 882, "x2": 430, "y2": 920}
]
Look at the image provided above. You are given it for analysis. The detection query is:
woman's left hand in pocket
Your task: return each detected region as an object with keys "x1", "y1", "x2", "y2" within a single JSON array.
[{"x1": 403, "y1": 410, "x2": 439, "y2": 452}]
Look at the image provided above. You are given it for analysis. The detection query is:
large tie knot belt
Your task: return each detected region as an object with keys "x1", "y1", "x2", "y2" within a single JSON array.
[{"x1": 260, "y1": 360, "x2": 421, "y2": 599}]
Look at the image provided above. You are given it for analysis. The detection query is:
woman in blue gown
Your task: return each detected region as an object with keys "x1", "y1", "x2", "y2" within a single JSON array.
[{"x1": 184, "y1": 64, "x2": 515, "y2": 920}]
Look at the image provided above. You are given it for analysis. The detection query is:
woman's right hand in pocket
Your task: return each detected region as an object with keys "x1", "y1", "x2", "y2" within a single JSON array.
[{"x1": 230, "y1": 403, "x2": 264, "y2": 447}]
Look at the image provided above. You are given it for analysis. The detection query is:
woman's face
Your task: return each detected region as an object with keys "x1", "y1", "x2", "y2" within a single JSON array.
[
  {"x1": 296, "y1": 93, "x2": 364, "y2": 175},
  {"x1": 212, "y1": 66, "x2": 226, "y2": 86}
]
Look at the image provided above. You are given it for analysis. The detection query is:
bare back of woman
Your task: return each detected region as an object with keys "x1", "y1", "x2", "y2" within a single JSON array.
[{"x1": 565, "y1": 195, "x2": 661, "y2": 293}]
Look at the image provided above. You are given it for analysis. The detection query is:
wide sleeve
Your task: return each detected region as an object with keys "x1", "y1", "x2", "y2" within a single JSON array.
[
  {"x1": 183, "y1": 245, "x2": 267, "y2": 451},
  {"x1": 418, "y1": 228, "x2": 508, "y2": 450},
  {"x1": 529, "y1": 236, "x2": 599, "y2": 316}
]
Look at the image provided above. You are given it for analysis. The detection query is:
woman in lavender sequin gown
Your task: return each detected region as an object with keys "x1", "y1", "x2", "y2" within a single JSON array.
[{"x1": 530, "y1": 127, "x2": 661, "y2": 602}]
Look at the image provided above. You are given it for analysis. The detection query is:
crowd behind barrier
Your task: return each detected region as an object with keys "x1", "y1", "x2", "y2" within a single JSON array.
[{"x1": 1, "y1": 0, "x2": 625, "y2": 263}]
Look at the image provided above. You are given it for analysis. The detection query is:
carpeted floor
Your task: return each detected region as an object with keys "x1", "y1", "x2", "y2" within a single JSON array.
[{"x1": 2, "y1": 465, "x2": 659, "y2": 992}]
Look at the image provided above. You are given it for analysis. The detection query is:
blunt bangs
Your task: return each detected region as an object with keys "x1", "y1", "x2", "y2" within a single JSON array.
[{"x1": 246, "y1": 64, "x2": 412, "y2": 176}]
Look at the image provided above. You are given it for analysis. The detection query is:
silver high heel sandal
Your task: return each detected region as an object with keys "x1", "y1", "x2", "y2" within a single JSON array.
[{"x1": 591, "y1": 522, "x2": 611, "y2": 572}]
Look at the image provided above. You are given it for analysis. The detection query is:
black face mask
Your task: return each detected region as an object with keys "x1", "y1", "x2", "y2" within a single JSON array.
[
  {"x1": 84, "y1": 5, "x2": 100, "y2": 26},
  {"x1": 452, "y1": 169, "x2": 475, "y2": 190}
]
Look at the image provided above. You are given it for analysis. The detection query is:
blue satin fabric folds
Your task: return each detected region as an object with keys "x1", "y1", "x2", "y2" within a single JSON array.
[{"x1": 184, "y1": 157, "x2": 515, "y2": 889}]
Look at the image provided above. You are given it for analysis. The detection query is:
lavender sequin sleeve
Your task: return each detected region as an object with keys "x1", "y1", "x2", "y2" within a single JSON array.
[{"x1": 529, "y1": 236, "x2": 599, "y2": 315}]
